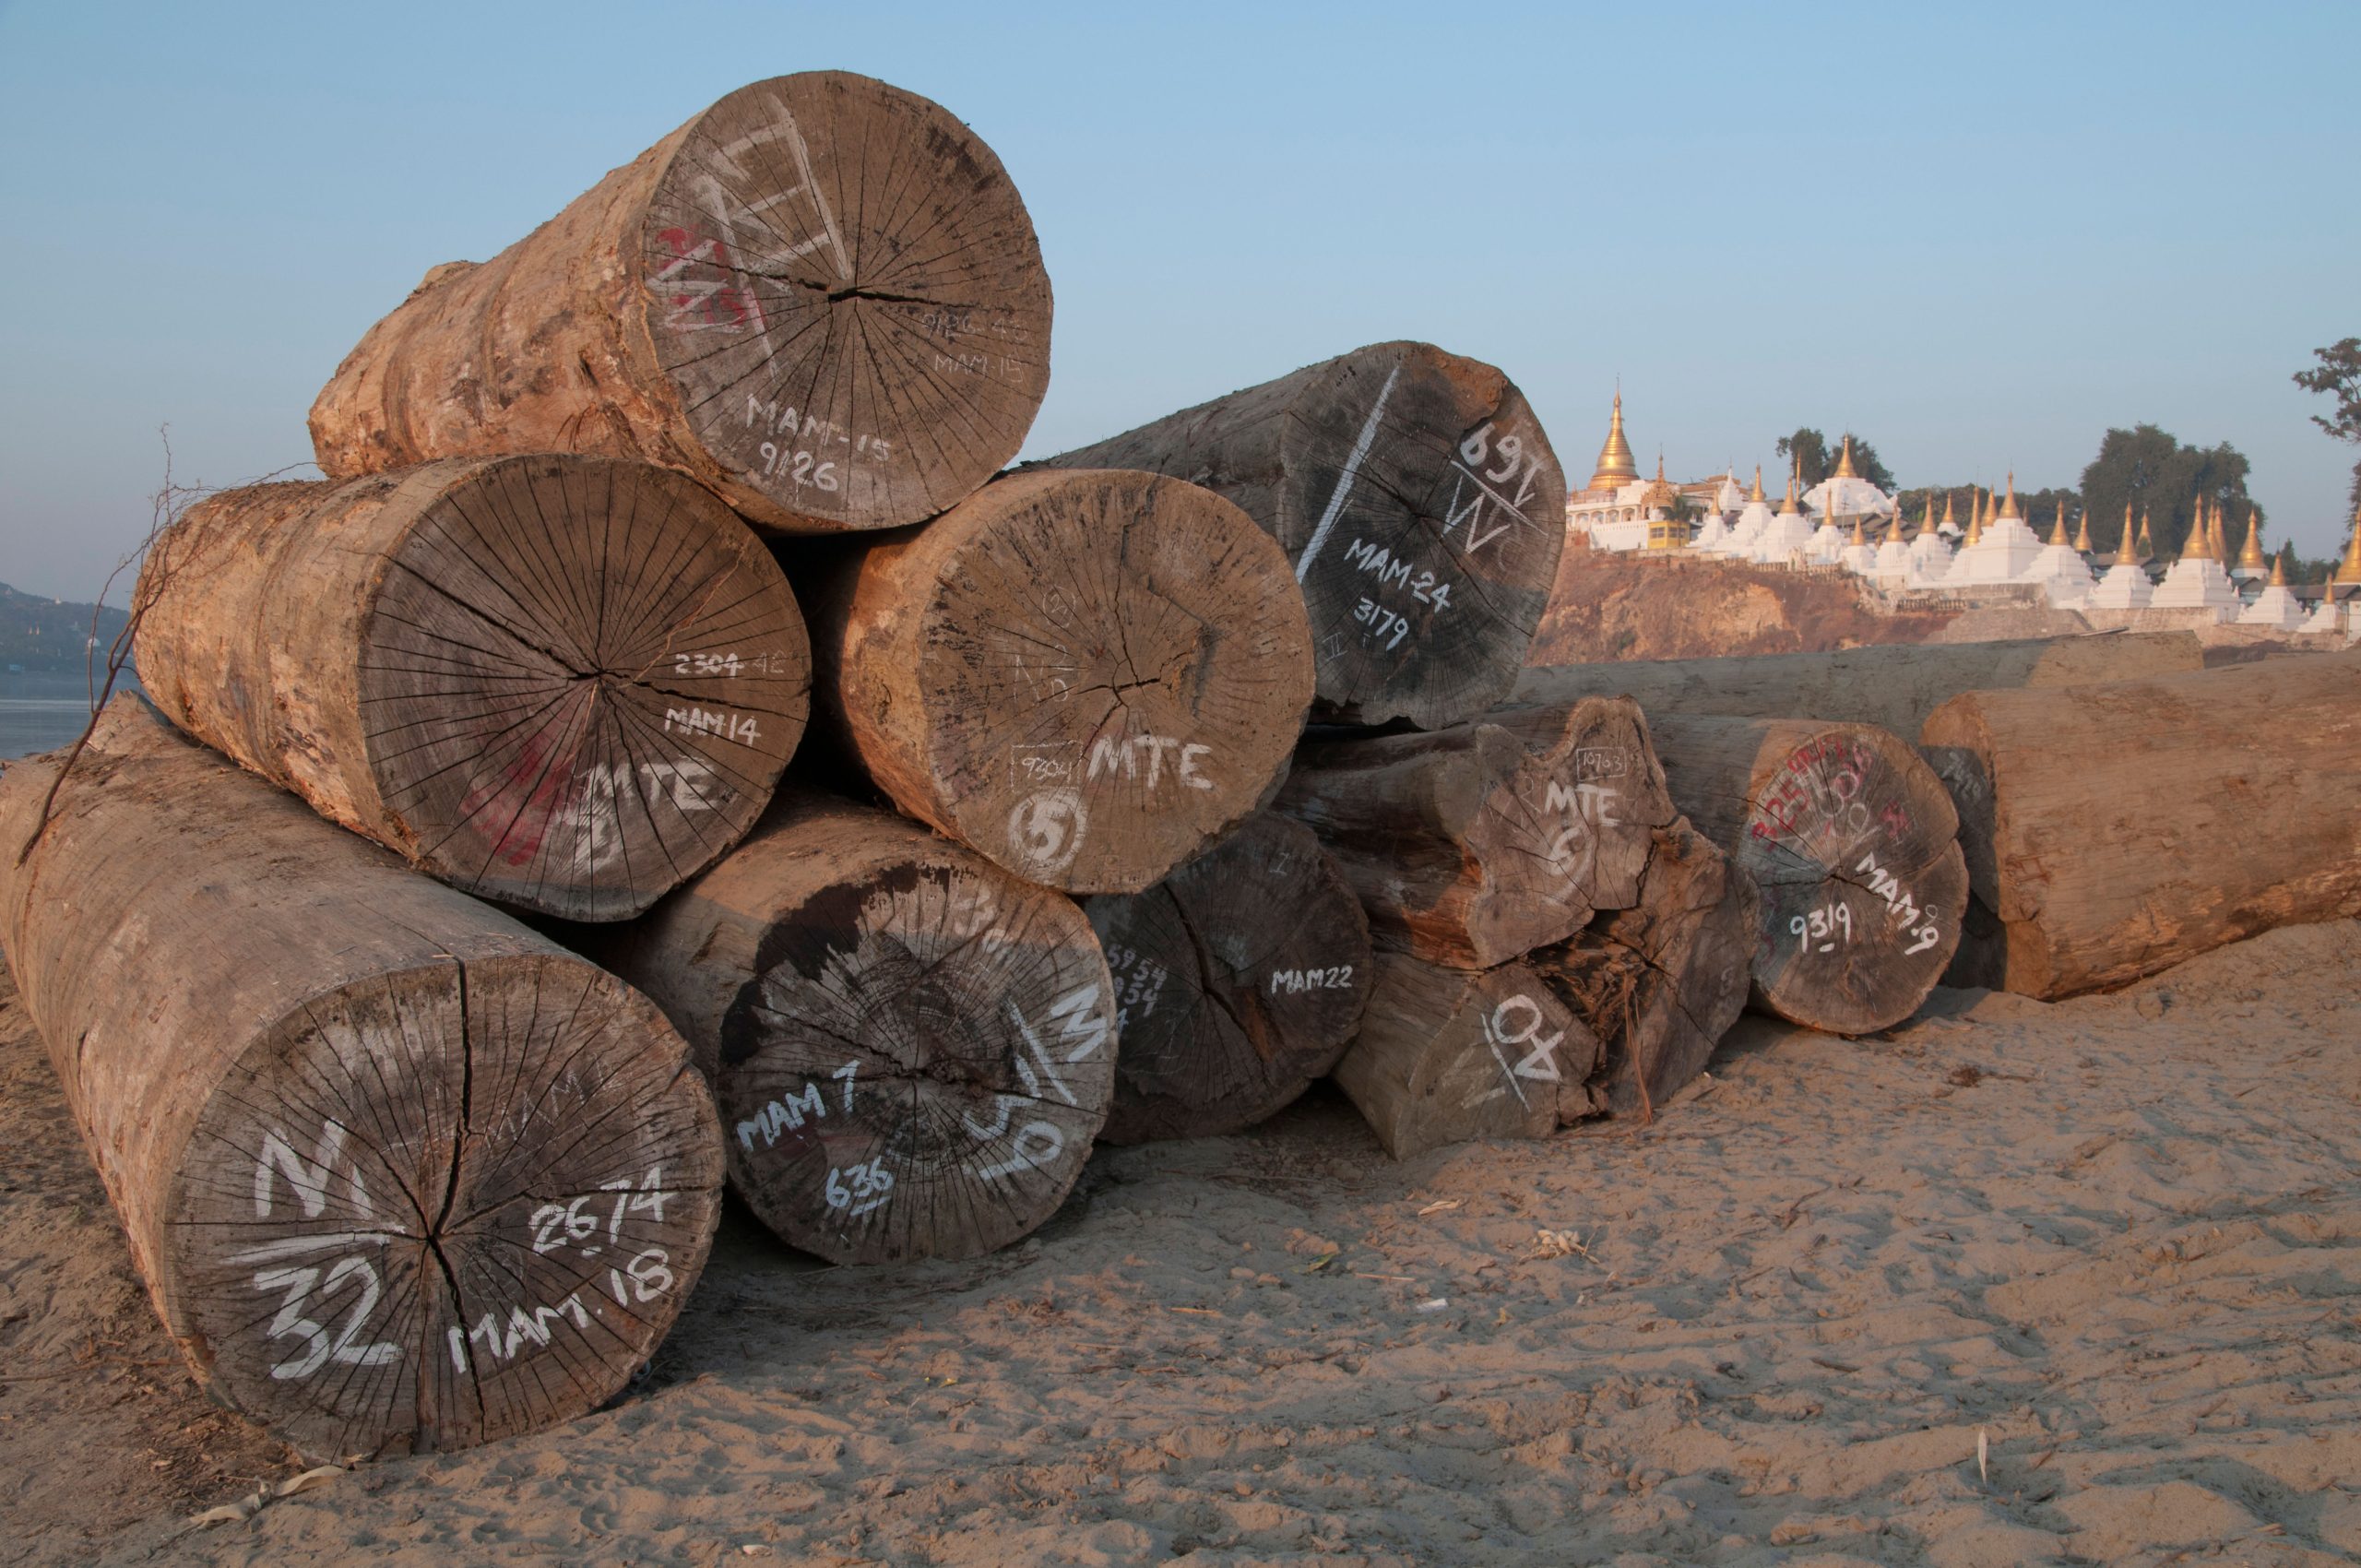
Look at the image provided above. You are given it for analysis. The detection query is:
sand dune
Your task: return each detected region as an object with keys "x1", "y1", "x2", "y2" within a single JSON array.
[{"x1": 4, "y1": 921, "x2": 2356, "y2": 1566}]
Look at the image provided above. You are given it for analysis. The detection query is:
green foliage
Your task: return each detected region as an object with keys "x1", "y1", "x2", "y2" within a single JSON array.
[
  {"x1": 2293, "y1": 338, "x2": 2361, "y2": 445},
  {"x1": 2076, "y1": 424, "x2": 2256, "y2": 559}
]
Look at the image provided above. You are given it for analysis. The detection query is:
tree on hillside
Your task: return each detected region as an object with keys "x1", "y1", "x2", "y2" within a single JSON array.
[
  {"x1": 1775, "y1": 428, "x2": 1897, "y2": 491},
  {"x1": 2077, "y1": 424, "x2": 2256, "y2": 559},
  {"x1": 2293, "y1": 337, "x2": 2361, "y2": 513}
]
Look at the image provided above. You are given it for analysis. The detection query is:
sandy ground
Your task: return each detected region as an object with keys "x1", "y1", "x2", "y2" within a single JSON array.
[{"x1": 4, "y1": 920, "x2": 2358, "y2": 1567}]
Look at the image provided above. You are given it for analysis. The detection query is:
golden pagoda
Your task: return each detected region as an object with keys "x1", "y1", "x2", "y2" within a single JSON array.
[
  {"x1": 1964, "y1": 488, "x2": 1986, "y2": 546},
  {"x1": 2237, "y1": 506, "x2": 2267, "y2": 574},
  {"x1": 1997, "y1": 471, "x2": 2022, "y2": 520},
  {"x1": 2114, "y1": 501, "x2": 2139, "y2": 567},
  {"x1": 2268, "y1": 549, "x2": 2288, "y2": 588},
  {"x1": 1749, "y1": 465, "x2": 1766, "y2": 504},
  {"x1": 2211, "y1": 498, "x2": 2235, "y2": 569},
  {"x1": 2047, "y1": 503, "x2": 2070, "y2": 548},
  {"x1": 2137, "y1": 508, "x2": 2154, "y2": 561},
  {"x1": 2337, "y1": 503, "x2": 2361, "y2": 585},
  {"x1": 1833, "y1": 434, "x2": 1860, "y2": 480},
  {"x1": 1940, "y1": 492, "x2": 1958, "y2": 533},
  {"x1": 2072, "y1": 505, "x2": 2094, "y2": 553},
  {"x1": 1588, "y1": 392, "x2": 1640, "y2": 491},
  {"x1": 1777, "y1": 457, "x2": 1804, "y2": 516}
]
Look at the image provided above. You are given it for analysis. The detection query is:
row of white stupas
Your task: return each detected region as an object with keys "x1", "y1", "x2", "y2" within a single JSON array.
[{"x1": 1562, "y1": 396, "x2": 2356, "y2": 630}]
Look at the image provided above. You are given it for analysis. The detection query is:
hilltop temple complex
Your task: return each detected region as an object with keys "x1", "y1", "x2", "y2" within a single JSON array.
[{"x1": 1560, "y1": 395, "x2": 2360, "y2": 638}]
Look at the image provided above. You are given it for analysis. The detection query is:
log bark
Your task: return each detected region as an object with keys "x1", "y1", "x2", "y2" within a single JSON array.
[
  {"x1": 812, "y1": 469, "x2": 1313, "y2": 893},
  {"x1": 309, "y1": 72, "x2": 1051, "y2": 535},
  {"x1": 1275, "y1": 697, "x2": 1675, "y2": 968},
  {"x1": 597, "y1": 790, "x2": 1114, "y2": 1264},
  {"x1": 136, "y1": 455, "x2": 808, "y2": 921},
  {"x1": 1035, "y1": 341, "x2": 1566, "y2": 729},
  {"x1": 0, "y1": 698, "x2": 723, "y2": 1461},
  {"x1": 1646, "y1": 714, "x2": 1966, "y2": 1035},
  {"x1": 1526, "y1": 815, "x2": 1759, "y2": 1120},
  {"x1": 1330, "y1": 956, "x2": 1597, "y2": 1159},
  {"x1": 1512, "y1": 632, "x2": 2204, "y2": 734},
  {"x1": 1919, "y1": 650, "x2": 2361, "y2": 999},
  {"x1": 1082, "y1": 812, "x2": 1372, "y2": 1144}
]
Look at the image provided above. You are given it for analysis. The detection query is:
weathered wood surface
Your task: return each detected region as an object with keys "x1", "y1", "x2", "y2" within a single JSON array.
[
  {"x1": 1920, "y1": 649, "x2": 2361, "y2": 999},
  {"x1": 1647, "y1": 714, "x2": 1966, "y2": 1036},
  {"x1": 813, "y1": 469, "x2": 1313, "y2": 893},
  {"x1": 1330, "y1": 956, "x2": 1597, "y2": 1159},
  {"x1": 1036, "y1": 342, "x2": 1565, "y2": 730},
  {"x1": 1527, "y1": 816, "x2": 1759, "y2": 1120},
  {"x1": 1275, "y1": 697, "x2": 1674, "y2": 968},
  {"x1": 0, "y1": 699, "x2": 722, "y2": 1461},
  {"x1": 599, "y1": 790, "x2": 1114, "y2": 1264},
  {"x1": 310, "y1": 72, "x2": 1051, "y2": 535},
  {"x1": 1511, "y1": 632, "x2": 2205, "y2": 734},
  {"x1": 1083, "y1": 812, "x2": 1371, "y2": 1144},
  {"x1": 136, "y1": 456, "x2": 808, "y2": 921}
]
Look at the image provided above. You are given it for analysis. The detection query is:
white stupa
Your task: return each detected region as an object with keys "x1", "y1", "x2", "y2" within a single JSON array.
[
  {"x1": 1947, "y1": 476, "x2": 2045, "y2": 585},
  {"x1": 1722, "y1": 465, "x2": 1775, "y2": 555},
  {"x1": 1749, "y1": 460, "x2": 1818, "y2": 563},
  {"x1": 1801, "y1": 434, "x2": 1899, "y2": 523},
  {"x1": 2086, "y1": 503, "x2": 2155, "y2": 610},
  {"x1": 2024, "y1": 507, "x2": 2094, "y2": 607},
  {"x1": 2149, "y1": 501, "x2": 2242, "y2": 617},
  {"x1": 1908, "y1": 510, "x2": 1956, "y2": 582},
  {"x1": 2230, "y1": 504, "x2": 2271, "y2": 583},
  {"x1": 1870, "y1": 509, "x2": 1919, "y2": 585},
  {"x1": 2238, "y1": 553, "x2": 2306, "y2": 630},
  {"x1": 2299, "y1": 587, "x2": 2345, "y2": 636},
  {"x1": 1837, "y1": 516, "x2": 1878, "y2": 575}
]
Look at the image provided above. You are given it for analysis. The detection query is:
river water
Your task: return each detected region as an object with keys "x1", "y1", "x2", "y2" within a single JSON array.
[{"x1": 0, "y1": 671, "x2": 140, "y2": 762}]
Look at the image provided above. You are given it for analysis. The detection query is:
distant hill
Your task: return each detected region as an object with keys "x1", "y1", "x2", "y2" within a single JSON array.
[{"x1": 0, "y1": 582, "x2": 131, "y2": 676}]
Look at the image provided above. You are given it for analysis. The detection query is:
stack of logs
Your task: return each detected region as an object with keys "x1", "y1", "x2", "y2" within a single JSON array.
[{"x1": 7, "y1": 64, "x2": 2359, "y2": 1472}]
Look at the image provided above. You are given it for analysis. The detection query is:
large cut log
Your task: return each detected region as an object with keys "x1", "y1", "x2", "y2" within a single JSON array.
[
  {"x1": 1647, "y1": 714, "x2": 1966, "y2": 1035},
  {"x1": 310, "y1": 73, "x2": 1051, "y2": 535},
  {"x1": 1512, "y1": 632, "x2": 2204, "y2": 734},
  {"x1": 812, "y1": 468, "x2": 1312, "y2": 893},
  {"x1": 1331, "y1": 956, "x2": 1597, "y2": 1159},
  {"x1": 1920, "y1": 650, "x2": 2361, "y2": 999},
  {"x1": 1035, "y1": 342, "x2": 1566, "y2": 730},
  {"x1": 1082, "y1": 812, "x2": 1372, "y2": 1144},
  {"x1": 1527, "y1": 816, "x2": 1759, "y2": 1120},
  {"x1": 136, "y1": 455, "x2": 808, "y2": 921},
  {"x1": 597, "y1": 790, "x2": 1115, "y2": 1264},
  {"x1": 0, "y1": 699, "x2": 723, "y2": 1461},
  {"x1": 1275, "y1": 697, "x2": 1675, "y2": 968}
]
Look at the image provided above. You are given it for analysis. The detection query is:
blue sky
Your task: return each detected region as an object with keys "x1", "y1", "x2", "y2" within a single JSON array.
[{"x1": 3, "y1": 1, "x2": 2356, "y2": 600}]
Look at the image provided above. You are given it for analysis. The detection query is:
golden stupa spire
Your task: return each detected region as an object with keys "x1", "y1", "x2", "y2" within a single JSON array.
[
  {"x1": 2268, "y1": 548, "x2": 2288, "y2": 588},
  {"x1": 2047, "y1": 504, "x2": 2070, "y2": 548},
  {"x1": 2072, "y1": 504, "x2": 2094, "y2": 553},
  {"x1": 2238, "y1": 506, "x2": 2267, "y2": 572},
  {"x1": 1941, "y1": 492, "x2": 1957, "y2": 532},
  {"x1": 1998, "y1": 471, "x2": 2021, "y2": 520},
  {"x1": 2114, "y1": 500, "x2": 2138, "y2": 567},
  {"x1": 1777, "y1": 456, "x2": 1802, "y2": 516},
  {"x1": 1965, "y1": 488, "x2": 1986, "y2": 546},
  {"x1": 2137, "y1": 507, "x2": 2154, "y2": 561},
  {"x1": 2337, "y1": 503, "x2": 2361, "y2": 585},
  {"x1": 1588, "y1": 391, "x2": 1640, "y2": 491},
  {"x1": 1833, "y1": 434, "x2": 1859, "y2": 480},
  {"x1": 1850, "y1": 514, "x2": 1867, "y2": 547},
  {"x1": 1749, "y1": 464, "x2": 1766, "y2": 503}
]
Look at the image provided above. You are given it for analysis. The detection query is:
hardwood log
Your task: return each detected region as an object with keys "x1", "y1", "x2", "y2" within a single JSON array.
[
  {"x1": 1526, "y1": 816, "x2": 1759, "y2": 1121},
  {"x1": 1646, "y1": 714, "x2": 1966, "y2": 1035},
  {"x1": 0, "y1": 699, "x2": 723, "y2": 1461},
  {"x1": 1511, "y1": 632, "x2": 2204, "y2": 734},
  {"x1": 598, "y1": 790, "x2": 1115, "y2": 1264},
  {"x1": 136, "y1": 455, "x2": 808, "y2": 921},
  {"x1": 1330, "y1": 956, "x2": 1597, "y2": 1159},
  {"x1": 1035, "y1": 341, "x2": 1566, "y2": 729},
  {"x1": 812, "y1": 469, "x2": 1312, "y2": 894},
  {"x1": 1082, "y1": 812, "x2": 1372, "y2": 1144},
  {"x1": 310, "y1": 72, "x2": 1051, "y2": 535},
  {"x1": 1919, "y1": 649, "x2": 2361, "y2": 999},
  {"x1": 1275, "y1": 697, "x2": 1675, "y2": 968}
]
